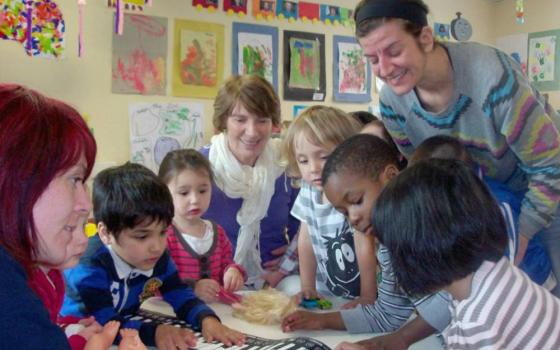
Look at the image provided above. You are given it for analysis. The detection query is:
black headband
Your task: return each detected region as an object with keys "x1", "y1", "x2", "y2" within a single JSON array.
[{"x1": 356, "y1": 1, "x2": 428, "y2": 27}]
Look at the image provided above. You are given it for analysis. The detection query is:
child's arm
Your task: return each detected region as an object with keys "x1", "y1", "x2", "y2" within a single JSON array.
[
  {"x1": 341, "y1": 232, "x2": 377, "y2": 309},
  {"x1": 215, "y1": 223, "x2": 246, "y2": 291},
  {"x1": 263, "y1": 233, "x2": 299, "y2": 287},
  {"x1": 352, "y1": 316, "x2": 436, "y2": 350},
  {"x1": 297, "y1": 223, "x2": 319, "y2": 302}
]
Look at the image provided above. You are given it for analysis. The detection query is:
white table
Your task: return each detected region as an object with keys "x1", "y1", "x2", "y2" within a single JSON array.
[{"x1": 140, "y1": 296, "x2": 444, "y2": 350}]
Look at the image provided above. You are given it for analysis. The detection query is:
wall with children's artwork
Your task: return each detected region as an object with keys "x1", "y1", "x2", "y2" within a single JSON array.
[
  {"x1": 0, "y1": 0, "x2": 497, "y2": 168},
  {"x1": 492, "y1": 0, "x2": 560, "y2": 109}
]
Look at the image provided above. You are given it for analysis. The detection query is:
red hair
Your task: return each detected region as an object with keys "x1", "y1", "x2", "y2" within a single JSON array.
[{"x1": 0, "y1": 84, "x2": 97, "y2": 273}]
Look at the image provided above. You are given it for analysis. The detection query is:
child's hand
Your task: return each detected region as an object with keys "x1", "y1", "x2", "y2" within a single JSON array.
[
  {"x1": 334, "y1": 341, "x2": 367, "y2": 350},
  {"x1": 194, "y1": 279, "x2": 220, "y2": 303},
  {"x1": 223, "y1": 267, "x2": 244, "y2": 291},
  {"x1": 340, "y1": 296, "x2": 376, "y2": 310},
  {"x1": 155, "y1": 324, "x2": 197, "y2": 350},
  {"x1": 262, "y1": 270, "x2": 286, "y2": 288},
  {"x1": 281, "y1": 310, "x2": 323, "y2": 332},
  {"x1": 201, "y1": 317, "x2": 245, "y2": 347},
  {"x1": 77, "y1": 316, "x2": 103, "y2": 340},
  {"x1": 293, "y1": 288, "x2": 320, "y2": 305}
]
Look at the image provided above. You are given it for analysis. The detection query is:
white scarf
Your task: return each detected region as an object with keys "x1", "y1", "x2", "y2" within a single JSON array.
[{"x1": 209, "y1": 133, "x2": 284, "y2": 284}]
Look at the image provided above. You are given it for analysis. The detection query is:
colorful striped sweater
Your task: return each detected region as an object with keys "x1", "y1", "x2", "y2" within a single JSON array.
[
  {"x1": 166, "y1": 221, "x2": 245, "y2": 287},
  {"x1": 61, "y1": 235, "x2": 217, "y2": 346},
  {"x1": 380, "y1": 41, "x2": 560, "y2": 239}
]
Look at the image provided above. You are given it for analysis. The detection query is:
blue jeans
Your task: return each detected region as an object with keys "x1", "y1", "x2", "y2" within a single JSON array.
[{"x1": 538, "y1": 206, "x2": 560, "y2": 297}]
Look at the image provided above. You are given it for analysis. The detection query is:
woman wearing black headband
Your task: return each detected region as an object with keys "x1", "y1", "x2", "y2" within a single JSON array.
[{"x1": 335, "y1": 0, "x2": 560, "y2": 349}]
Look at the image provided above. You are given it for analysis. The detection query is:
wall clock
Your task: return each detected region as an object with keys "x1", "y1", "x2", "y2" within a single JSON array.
[{"x1": 450, "y1": 12, "x2": 472, "y2": 41}]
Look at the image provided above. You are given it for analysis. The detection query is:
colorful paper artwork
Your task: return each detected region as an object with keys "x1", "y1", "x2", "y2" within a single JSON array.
[
  {"x1": 333, "y1": 35, "x2": 371, "y2": 102},
  {"x1": 283, "y1": 30, "x2": 325, "y2": 101},
  {"x1": 252, "y1": 0, "x2": 275, "y2": 19},
  {"x1": 112, "y1": 14, "x2": 167, "y2": 95},
  {"x1": 232, "y1": 22, "x2": 278, "y2": 90},
  {"x1": 320, "y1": 4, "x2": 340, "y2": 24},
  {"x1": 192, "y1": 0, "x2": 218, "y2": 10},
  {"x1": 496, "y1": 33, "x2": 528, "y2": 75},
  {"x1": 0, "y1": 0, "x2": 65, "y2": 58},
  {"x1": 277, "y1": 0, "x2": 297, "y2": 20},
  {"x1": 338, "y1": 8, "x2": 353, "y2": 26},
  {"x1": 528, "y1": 29, "x2": 560, "y2": 91},
  {"x1": 129, "y1": 102, "x2": 204, "y2": 172},
  {"x1": 434, "y1": 23, "x2": 450, "y2": 41},
  {"x1": 297, "y1": 1, "x2": 319, "y2": 22},
  {"x1": 172, "y1": 19, "x2": 224, "y2": 98},
  {"x1": 224, "y1": 0, "x2": 246, "y2": 14}
]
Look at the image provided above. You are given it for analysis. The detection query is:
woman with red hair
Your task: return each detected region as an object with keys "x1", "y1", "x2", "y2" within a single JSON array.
[{"x1": 0, "y1": 84, "x2": 98, "y2": 349}]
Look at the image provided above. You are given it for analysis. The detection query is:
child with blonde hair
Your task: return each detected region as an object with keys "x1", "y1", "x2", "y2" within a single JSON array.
[
  {"x1": 159, "y1": 149, "x2": 246, "y2": 302},
  {"x1": 281, "y1": 106, "x2": 377, "y2": 308}
]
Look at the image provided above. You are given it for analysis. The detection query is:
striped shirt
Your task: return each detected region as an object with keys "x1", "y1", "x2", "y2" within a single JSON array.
[
  {"x1": 444, "y1": 257, "x2": 560, "y2": 349},
  {"x1": 166, "y1": 221, "x2": 245, "y2": 287},
  {"x1": 341, "y1": 245, "x2": 451, "y2": 333}
]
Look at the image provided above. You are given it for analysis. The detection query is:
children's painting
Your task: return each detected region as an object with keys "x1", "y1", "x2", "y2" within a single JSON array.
[
  {"x1": 0, "y1": 0, "x2": 65, "y2": 58},
  {"x1": 232, "y1": 22, "x2": 278, "y2": 91},
  {"x1": 130, "y1": 103, "x2": 204, "y2": 172},
  {"x1": 283, "y1": 30, "x2": 325, "y2": 101},
  {"x1": 433, "y1": 23, "x2": 450, "y2": 41},
  {"x1": 528, "y1": 29, "x2": 560, "y2": 91},
  {"x1": 112, "y1": 14, "x2": 167, "y2": 95},
  {"x1": 292, "y1": 105, "x2": 308, "y2": 118},
  {"x1": 333, "y1": 35, "x2": 371, "y2": 102},
  {"x1": 172, "y1": 19, "x2": 224, "y2": 99},
  {"x1": 496, "y1": 33, "x2": 528, "y2": 75}
]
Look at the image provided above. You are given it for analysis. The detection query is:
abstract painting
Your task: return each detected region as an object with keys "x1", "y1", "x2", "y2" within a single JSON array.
[
  {"x1": 0, "y1": 0, "x2": 65, "y2": 58},
  {"x1": 333, "y1": 35, "x2": 371, "y2": 102},
  {"x1": 172, "y1": 19, "x2": 224, "y2": 98},
  {"x1": 112, "y1": 14, "x2": 167, "y2": 95},
  {"x1": 129, "y1": 102, "x2": 204, "y2": 173},
  {"x1": 528, "y1": 29, "x2": 560, "y2": 91},
  {"x1": 232, "y1": 22, "x2": 278, "y2": 91},
  {"x1": 283, "y1": 30, "x2": 325, "y2": 101}
]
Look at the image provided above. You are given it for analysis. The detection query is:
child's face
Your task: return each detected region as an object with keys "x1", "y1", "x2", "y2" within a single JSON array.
[
  {"x1": 33, "y1": 154, "x2": 91, "y2": 269},
  {"x1": 294, "y1": 133, "x2": 335, "y2": 191},
  {"x1": 104, "y1": 219, "x2": 168, "y2": 271},
  {"x1": 323, "y1": 169, "x2": 388, "y2": 236},
  {"x1": 168, "y1": 169, "x2": 211, "y2": 223}
]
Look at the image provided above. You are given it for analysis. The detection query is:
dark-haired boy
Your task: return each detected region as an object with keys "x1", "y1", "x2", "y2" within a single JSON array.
[{"x1": 61, "y1": 163, "x2": 244, "y2": 348}]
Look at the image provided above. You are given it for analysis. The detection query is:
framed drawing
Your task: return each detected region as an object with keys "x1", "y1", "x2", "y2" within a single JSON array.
[
  {"x1": 283, "y1": 30, "x2": 325, "y2": 101},
  {"x1": 232, "y1": 22, "x2": 278, "y2": 91},
  {"x1": 172, "y1": 19, "x2": 224, "y2": 99},
  {"x1": 333, "y1": 35, "x2": 371, "y2": 103},
  {"x1": 528, "y1": 29, "x2": 560, "y2": 91},
  {"x1": 112, "y1": 14, "x2": 168, "y2": 95}
]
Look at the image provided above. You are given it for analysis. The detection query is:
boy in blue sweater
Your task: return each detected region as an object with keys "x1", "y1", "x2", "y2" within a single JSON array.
[{"x1": 62, "y1": 162, "x2": 244, "y2": 349}]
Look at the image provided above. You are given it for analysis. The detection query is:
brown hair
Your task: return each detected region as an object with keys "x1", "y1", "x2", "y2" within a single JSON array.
[
  {"x1": 158, "y1": 148, "x2": 214, "y2": 185},
  {"x1": 213, "y1": 75, "x2": 281, "y2": 132},
  {"x1": 353, "y1": 0, "x2": 429, "y2": 39},
  {"x1": 282, "y1": 106, "x2": 361, "y2": 178}
]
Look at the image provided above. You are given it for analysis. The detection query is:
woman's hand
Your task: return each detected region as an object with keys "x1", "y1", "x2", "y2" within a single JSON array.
[{"x1": 262, "y1": 245, "x2": 289, "y2": 271}]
